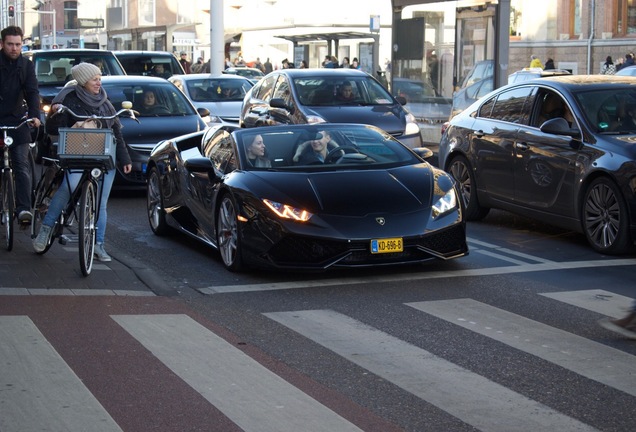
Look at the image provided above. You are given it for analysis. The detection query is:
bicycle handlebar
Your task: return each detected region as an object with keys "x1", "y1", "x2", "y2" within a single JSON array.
[
  {"x1": 52, "y1": 102, "x2": 140, "y2": 124},
  {"x1": 0, "y1": 118, "x2": 36, "y2": 131}
]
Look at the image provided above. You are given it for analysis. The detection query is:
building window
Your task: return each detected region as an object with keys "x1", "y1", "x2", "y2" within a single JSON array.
[
  {"x1": 569, "y1": 0, "x2": 582, "y2": 37},
  {"x1": 64, "y1": 1, "x2": 78, "y2": 30},
  {"x1": 617, "y1": 0, "x2": 636, "y2": 35},
  {"x1": 139, "y1": 0, "x2": 155, "y2": 26},
  {"x1": 109, "y1": 0, "x2": 128, "y2": 25}
]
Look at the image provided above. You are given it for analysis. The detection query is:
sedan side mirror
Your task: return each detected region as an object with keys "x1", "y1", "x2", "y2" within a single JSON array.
[
  {"x1": 270, "y1": 98, "x2": 295, "y2": 114},
  {"x1": 197, "y1": 107, "x2": 211, "y2": 118},
  {"x1": 540, "y1": 117, "x2": 581, "y2": 139}
]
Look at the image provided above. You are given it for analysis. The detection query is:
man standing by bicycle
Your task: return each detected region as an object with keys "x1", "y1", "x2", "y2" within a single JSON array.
[{"x1": 0, "y1": 26, "x2": 41, "y2": 224}]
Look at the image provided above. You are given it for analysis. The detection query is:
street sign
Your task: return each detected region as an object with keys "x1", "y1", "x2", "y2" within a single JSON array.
[{"x1": 78, "y1": 18, "x2": 104, "y2": 28}]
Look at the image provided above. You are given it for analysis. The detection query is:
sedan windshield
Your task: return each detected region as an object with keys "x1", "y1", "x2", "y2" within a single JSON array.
[
  {"x1": 293, "y1": 76, "x2": 395, "y2": 106},
  {"x1": 575, "y1": 88, "x2": 636, "y2": 133},
  {"x1": 103, "y1": 82, "x2": 196, "y2": 116},
  {"x1": 236, "y1": 125, "x2": 421, "y2": 171},
  {"x1": 186, "y1": 78, "x2": 252, "y2": 102}
]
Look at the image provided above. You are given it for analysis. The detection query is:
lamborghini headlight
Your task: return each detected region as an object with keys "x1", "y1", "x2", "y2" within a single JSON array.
[
  {"x1": 263, "y1": 199, "x2": 313, "y2": 222},
  {"x1": 432, "y1": 188, "x2": 458, "y2": 219}
]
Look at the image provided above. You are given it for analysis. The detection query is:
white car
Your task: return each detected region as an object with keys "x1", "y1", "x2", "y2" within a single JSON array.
[{"x1": 168, "y1": 74, "x2": 254, "y2": 126}]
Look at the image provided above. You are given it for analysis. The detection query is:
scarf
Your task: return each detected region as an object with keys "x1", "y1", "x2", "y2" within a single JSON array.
[{"x1": 52, "y1": 83, "x2": 119, "y2": 129}]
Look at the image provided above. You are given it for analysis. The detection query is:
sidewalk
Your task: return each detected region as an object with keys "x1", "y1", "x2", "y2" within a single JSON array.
[{"x1": 0, "y1": 226, "x2": 169, "y2": 296}]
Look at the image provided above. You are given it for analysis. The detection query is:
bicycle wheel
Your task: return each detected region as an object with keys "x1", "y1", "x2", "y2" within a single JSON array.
[
  {"x1": 1, "y1": 170, "x2": 15, "y2": 251},
  {"x1": 78, "y1": 179, "x2": 96, "y2": 276},
  {"x1": 31, "y1": 168, "x2": 59, "y2": 255}
]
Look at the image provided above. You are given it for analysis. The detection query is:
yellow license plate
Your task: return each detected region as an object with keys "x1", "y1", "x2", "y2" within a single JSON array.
[{"x1": 370, "y1": 237, "x2": 403, "y2": 254}]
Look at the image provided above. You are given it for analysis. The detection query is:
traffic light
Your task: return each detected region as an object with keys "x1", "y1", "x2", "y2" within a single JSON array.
[{"x1": 8, "y1": 5, "x2": 14, "y2": 18}]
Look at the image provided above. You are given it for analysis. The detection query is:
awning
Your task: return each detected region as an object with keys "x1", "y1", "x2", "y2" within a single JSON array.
[{"x1": 274, "y1": 31, "x2": 378, "y2": 44}]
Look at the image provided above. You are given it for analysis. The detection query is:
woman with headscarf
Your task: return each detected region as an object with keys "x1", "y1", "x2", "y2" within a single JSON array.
[{"x1": 33, "y1": 62, "x2": 132, "y2": 262}]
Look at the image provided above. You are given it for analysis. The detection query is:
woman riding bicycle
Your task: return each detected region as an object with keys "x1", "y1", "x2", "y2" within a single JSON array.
[{"x1": 33, "y1": 62, "x2": 132, "y2": 261}]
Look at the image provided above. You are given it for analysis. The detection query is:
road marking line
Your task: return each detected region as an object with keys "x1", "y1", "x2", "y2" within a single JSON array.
[
  {"x1": 200, "y1": 258, "x2": 636, "y2": 294},
  {"x1": 539, "y1": 289, "x2": 633, "y2": 318},
  {"x1": 407, "y1": 298, "x2": 636, "y2": 397},
  {"x1": 0, "y1": 316, "x2": 123, "y2": 432},
  {"x1": 467, "y1": 238, "x2": 555, "y2": 263},
  {"x1": 266, "y1": 309, "x2": 597, "y2": 432},
  {"x1": 112, "y1": 314, "x2": 362, "y2": 432}
]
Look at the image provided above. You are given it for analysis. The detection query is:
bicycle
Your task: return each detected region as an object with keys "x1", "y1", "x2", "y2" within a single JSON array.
[
  {"x1": 31, "y1": 102, "x2": 137, "y2": 276},
  {"x1": 0, "y1": 118, "x2": 36, "y2": 251}
]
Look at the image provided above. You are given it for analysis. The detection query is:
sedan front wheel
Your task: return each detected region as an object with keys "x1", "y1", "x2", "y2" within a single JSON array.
[
  {"x1": 448, "y1": 155, "x2": 489, "y2": 221},
  {"x1": 582, "y1": 177, "x2": 632, "y2": 255}
]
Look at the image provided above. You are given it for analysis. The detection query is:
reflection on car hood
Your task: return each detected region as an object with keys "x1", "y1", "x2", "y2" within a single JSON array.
[
  {"x1": 405, "y1": 99, "x2": 452, "y2": 120},
  {"x1": 192, "y1": 100, "x2": 242, "y2": 118},
  {"x1": 309, "y1": 105, "x2": 406, "y2": 135},
  {"x1": 249, "y1": 165, "x2": 433, "y2": 216},
  {"x1": 121, "y1": 116, "x2": 204, "y2": 147}
]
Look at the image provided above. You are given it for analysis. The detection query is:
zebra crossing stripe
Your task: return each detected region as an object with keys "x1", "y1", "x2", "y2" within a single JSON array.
[
  {"x1": 265, "y1": 309, "x2": 598, "y2": 432},
  {"x1": 539, "y1": 289, "x2": 632, "y2": 318},
  {"x1": 112, "y1": 314, "x2": 363, "y2": 432},
  {"x1": 407, "y1": 298, "x2": 636, "y2": 397},
  {"x1": 0, "y1": 316, "x2": 122, "y2": 432}
]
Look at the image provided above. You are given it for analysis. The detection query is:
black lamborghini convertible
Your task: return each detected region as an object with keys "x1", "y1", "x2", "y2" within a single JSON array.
[{"x1": 146, "y1": 123, "x2": 468, "y2": 272}]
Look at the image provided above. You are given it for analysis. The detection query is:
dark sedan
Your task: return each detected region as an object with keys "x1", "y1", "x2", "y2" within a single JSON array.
[
  {"x1": 146, "y1": 123, "x2": 467, "y2": 272},
  {"x1": 100, "y1": 76, "x2": 208, "y2": 186},
  {"x1": 240, "y1": 69, "x2": 424, "y2": 149},
  {"x1": 439, "y1": 75, "x2": 636, "y2": 254}
]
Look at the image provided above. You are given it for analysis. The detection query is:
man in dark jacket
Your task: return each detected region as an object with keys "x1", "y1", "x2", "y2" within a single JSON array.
[{"x1": 0, "y1": 26, "x2": 41, "y2": 224}]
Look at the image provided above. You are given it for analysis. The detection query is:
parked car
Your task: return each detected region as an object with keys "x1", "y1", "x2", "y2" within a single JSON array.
[
  {"x1": 508, "y1": 67, "x2": 571, "y2": 83},
  {"x1": 222, "y1": 66, "x2": 264, "y2": 84},
  {"x1": 439, "y1": 75, "x2": 636, "y2": 255},
  {"x1": 458, "y1": 59, "x2": 494, "y2": 90},
  {"x1": 240, "y1": 69, "x2": 423, "y2": 149},
  {"x1": 48, "y1": 76, "x2": 208, "y2": 187},
  {"x1": 169, "y1": 74, "x2": 254, "y2": 127},
  {"x1": 450, "y1": 76, "x2": 494, "y2": 119},
  {"x1": 450, "y1": 68, "x2": 571, "y2": 120},
  {"x1": 391, "y1": 77, "x2": 452, "y2": 151},
  {"x1": 146, "y1": 123, "x2": 467, "y2": 271},
  {"x1": 25, "y1": 49, "x2": 127, "y2": 162},
  {"x1": 616, "y1": 66, "x2": 636, "y2": 76},
  {"x1": 113, "y1": 50, "x2": 185, "y2": 78}
]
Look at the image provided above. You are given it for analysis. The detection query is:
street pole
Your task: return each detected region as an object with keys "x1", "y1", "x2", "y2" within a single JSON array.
[{"x1": 210, "y1": 0, "x2": 224, "y2": 74}]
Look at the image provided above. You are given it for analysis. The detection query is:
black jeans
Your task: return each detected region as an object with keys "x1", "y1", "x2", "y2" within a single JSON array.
[{"x1": 9, "y1": 139, "x2": 32, "y2": 214}]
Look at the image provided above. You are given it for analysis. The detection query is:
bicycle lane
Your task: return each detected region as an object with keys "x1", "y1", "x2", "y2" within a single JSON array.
[
  {"x1": 0, "y1": 294, "x2": 399, "y2": 432},
  {"x1": 0, "y1": 231, "x2": 397, "y2": 432}
]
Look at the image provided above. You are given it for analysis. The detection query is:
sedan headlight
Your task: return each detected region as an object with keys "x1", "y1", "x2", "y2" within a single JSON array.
[
  {"x1": 263, "y1": 199, "x2": 313, "y2": 222},
  {"x1": 431, "y1": 188, "x2": 458, "y2": 219},
  {"x1": 306, "y1": 115, "x2": 327, "y2": 124},
  {"x1": 404, "y1": 112, "x2": 421, "y2": 136}
]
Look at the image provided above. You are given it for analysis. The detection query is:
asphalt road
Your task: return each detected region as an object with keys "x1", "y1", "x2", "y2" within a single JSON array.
[{"x1": 1, "y1": 191, "x2": 635, "y2": 431}]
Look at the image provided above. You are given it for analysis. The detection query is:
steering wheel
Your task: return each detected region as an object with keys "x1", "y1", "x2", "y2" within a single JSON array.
[
  {"x1": 325, "y1": 146, "x2": 357, "y2": 164},
  {"x1": 149, "y1": 105, "x2": 171, "y2": 115}
]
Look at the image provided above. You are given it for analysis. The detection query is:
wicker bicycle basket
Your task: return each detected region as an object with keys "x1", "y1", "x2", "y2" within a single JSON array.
[{"x1": 57, "y1": 128, "x2": 115, "y2": 169}]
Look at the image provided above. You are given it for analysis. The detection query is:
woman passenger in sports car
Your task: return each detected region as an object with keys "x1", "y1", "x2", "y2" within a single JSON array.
[{"x1": 244, "y1": 134, "x2": 271, "y2": 168}]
